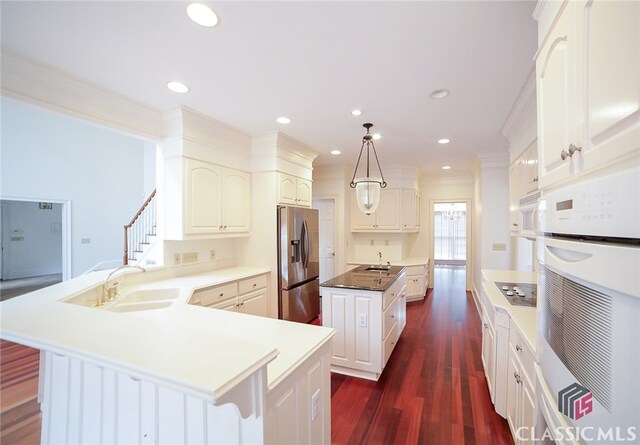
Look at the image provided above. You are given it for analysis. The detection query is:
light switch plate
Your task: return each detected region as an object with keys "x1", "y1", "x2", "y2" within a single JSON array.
[
  {"x1": 183, "y1": 252, "x2": 198, "y2": 263},
  {"x1": 492, "y1": 243, "x2": 507, "y2": 251},
  {"x1": 209, "y1": 250, "x2": 216, "y2": 260},
  {"x1": 358, "y1": 313, "x2": 367, "y2": 328}
]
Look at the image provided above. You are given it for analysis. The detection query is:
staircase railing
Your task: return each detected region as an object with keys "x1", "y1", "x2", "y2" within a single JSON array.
[{"x1": 124, "y1": 189, "x2": 157, "y2": 265}]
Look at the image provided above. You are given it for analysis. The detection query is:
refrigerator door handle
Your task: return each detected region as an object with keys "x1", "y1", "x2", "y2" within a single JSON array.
[{"x1": 302, "y1": 219, "x2": 310, "y2": 268}]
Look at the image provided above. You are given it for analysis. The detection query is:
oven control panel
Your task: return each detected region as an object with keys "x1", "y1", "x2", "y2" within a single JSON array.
[{"x1": 541, "y1": 165, "x2": 639, "y2": 239}]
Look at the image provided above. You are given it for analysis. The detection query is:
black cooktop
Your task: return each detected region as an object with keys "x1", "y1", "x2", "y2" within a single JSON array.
[{"x1": 494, "y1": 282, "x2": 537, "y2": 307}]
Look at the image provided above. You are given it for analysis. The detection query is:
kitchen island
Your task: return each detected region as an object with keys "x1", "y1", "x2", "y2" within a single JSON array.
[
  {"x1": 0, "y1": 264, "x2": 335, "y2": 444},
  {"x1": 320, "y1": 265, "x2": 406, "y2": 381}
]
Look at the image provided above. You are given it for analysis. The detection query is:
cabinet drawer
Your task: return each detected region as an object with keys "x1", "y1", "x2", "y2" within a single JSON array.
[
  {"x1": 509, "y1": 323, "x2": 535, "y2": 382},
  {"x1": 383, "y1": 323, "x2": 399, "y2": 367},
  {"x1": 198, "y1": 282, "x2": 238, "y2": 307},
  {"x1": 383, "y1": 298, "x2": 398, "y2": 340},
  {"x1": 383, "y1": 284, "x2": 399, "y2": 310},
  {"x1": 404, "y1": 265, "x2": 424, "y2": 276},
  {"x1": 238, "y1": 274, "x2": 267, "y2": 294}
]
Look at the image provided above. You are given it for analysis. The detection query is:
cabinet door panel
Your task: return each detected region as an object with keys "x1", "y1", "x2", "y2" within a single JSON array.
[
  {"x1": 240, "y1": 290, "x2": 267, "y2": 317},
  {"x1": 222, "y1": 168, "x2": 250, "y2": 232},
  {"x1": 329, "y1": 293, "x2": 350, "y2": 365},
  {"x1": 278, "y1": 173, "x2": 297, "y2": 205},
  {"x1": 583, "y1": 1, "x2": 640, "y2": 171},
  {"x1": 506, "y1": 348, "x2": 519, "y2": 437},
  {"x1": 536, "y1": 3, "x2": 579, "y2": 189},
  {"x1": 185, "y1": 160, "x2": 222, "y2": 234},
  {"x1": 375, "y1": 189, "x2": 401, "y2": 230},
  {"x1": 296, "y1": 179, "x2": 312, "y2": 207}
]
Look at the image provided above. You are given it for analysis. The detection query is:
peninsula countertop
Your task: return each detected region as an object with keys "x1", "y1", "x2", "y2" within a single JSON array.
[
  {"x1": 320, "y1": 265, "x2": 406, "y2": 292},
  {"x1": 0, "y1": 264, "x2": 335, "y2": 401}
]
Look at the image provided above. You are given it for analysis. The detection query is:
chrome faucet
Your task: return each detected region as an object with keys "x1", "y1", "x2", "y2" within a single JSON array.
[{"x1": 96, "y1": 265, "x2": 146, "y2": 306}]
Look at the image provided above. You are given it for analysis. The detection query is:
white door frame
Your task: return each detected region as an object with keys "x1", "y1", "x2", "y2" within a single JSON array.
[
  {"x1": 312, "y1": 196, "x2": 338, "y2": 282},
  {"x1": 429, "y1": 198, "x2": 472, "y2": 291},
  {"x1": 0, "y1": 196, "x2": 72, "y2": 281}
]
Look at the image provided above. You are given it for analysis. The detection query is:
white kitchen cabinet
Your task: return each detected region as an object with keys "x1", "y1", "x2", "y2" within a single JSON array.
[
  {"x1": 506, "y1": 325, "x2": 536, "y2": 445},
  {"x1": 184, "y1": 158, "x2": 250, "y2": 236},
  {"x1": 320, "y1": 271, "x2": 406, "y2": 381},
  {"x1": 190, "y1": 273, "x2": 268, "y2": 317},
  {"x1": 481, "y1": 305, "x2": 496, "y2": 403},
  {"x1": 277, "y1": 172, "x2": 312, "y2": 208},
  {"x1": 536, "y1": 0, "x2": 639, "y2": 190},
  {"x1": 401, "y1": 189, "x2": 420, "y2": 232},
  {"x1": 509, "y1": 142, "x2": 538, "y2": 235},
  {"x1": 351, "y1": 188, "x2": 401, "y2": 231},
  {"x1": 405, "y1": 263, "x2": 428, "y2": 302}
]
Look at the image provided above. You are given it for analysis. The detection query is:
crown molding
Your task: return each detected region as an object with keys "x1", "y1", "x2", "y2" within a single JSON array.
[
  {"x1": 500, "y1": 66, "x2": 537, "y2": 141},
  {"x1": 1, "y1": 47, "x2": 163, "y2": 140},
  {"x1": 475, "y1": 152, "x2": 510, "y2": 169},
  {"x1": 251, "y1": 131, "x2": 318, "y2": 175}
]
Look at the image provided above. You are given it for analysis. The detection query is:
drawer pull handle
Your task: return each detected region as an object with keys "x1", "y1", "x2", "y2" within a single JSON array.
[
  {"x1": 516, "y1": 344, "x2": 522, "y2": 352},
  {"x1": 483, "y1": 323, "x2": 489, "y2": 329},
  {"x1": 253, "y1": 283, "x2": 257, "y2": 287},
  {"x1": 219, "y1": 293, "x2": 224, "y2": 297},
  {"x1": 390, "y1": 315, "x2": 395, "y2": 319}
]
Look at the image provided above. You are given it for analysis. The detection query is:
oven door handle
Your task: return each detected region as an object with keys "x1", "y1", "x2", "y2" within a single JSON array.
[{"x1": 546, "y1": 245, "x2": 593, "y2": 263}]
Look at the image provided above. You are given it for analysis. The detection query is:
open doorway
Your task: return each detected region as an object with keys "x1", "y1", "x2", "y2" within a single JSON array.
[
  {"x1": 312, "y1": 198, "x2": 337, "y2": 283},
  {"x1": 0, "y1": 199, "x2": 70, "y2": 300},
  {"x1": 432, "y1": 201, "x2": 470, "y2": 290}
]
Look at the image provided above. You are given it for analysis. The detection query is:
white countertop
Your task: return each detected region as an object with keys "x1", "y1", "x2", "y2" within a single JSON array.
[
  {"x1": 481, "y1": 269, "x2": 537, "y2": 353},
  {"x1": 347, "y1": 256, "x2": 430, "y2": 267},
  {"x1": 0, "y1": 265, "x2": 335, "y2": 402}
]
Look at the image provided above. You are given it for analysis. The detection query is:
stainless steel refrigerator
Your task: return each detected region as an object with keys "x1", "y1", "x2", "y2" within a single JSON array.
[{"x1": 277, "y1": 206, "x2": 320, "y2": 323}]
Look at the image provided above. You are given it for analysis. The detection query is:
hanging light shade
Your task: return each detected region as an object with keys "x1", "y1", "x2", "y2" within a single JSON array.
[{"x1": 350, "y1": 123, "x2": 387, "y2": 215}]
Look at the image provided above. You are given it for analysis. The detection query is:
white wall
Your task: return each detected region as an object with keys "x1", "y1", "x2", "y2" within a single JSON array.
[
  {"x1": 472, "y1": 153, "x2": 511, "y2": 296},
  {"x1": 0, "y1": 98, "x2": 155, "y2": 277},
  {"x1": 1, "y1": 200, "x2": 62, "y2": 279}
]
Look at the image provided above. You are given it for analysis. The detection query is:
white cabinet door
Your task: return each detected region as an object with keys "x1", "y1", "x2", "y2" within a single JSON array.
[
  {"x1": 222, "y1": 168, "x2": 250, "y2": 232},
  {"x1": 296, "y1": 178, "x2": 312, "y2": 207},
  {"x1": 536, "y1": 1, "x2": 580, "y2": 189},
  {"x1": 481, "y1": 312, "x2": 495, "y2": 401},
  {"x1": 278, "y1": 173, "x2": 312, "y2": 207},
  {"x1": 351, "y1": 194, "x2": 377, "y2": 230},
  {"x1": 278, "y1": 173, "x2": 297, "y2": 205},
  {"x1": 581, "y1": 0, "x2": 640, "y2": 174},
  {"x1": 185, "y1": 159, "x2": 223, "y2": 234},
  {"x1": 506, "y1": 347, "x2": 520, "y2": 437},
  {"x1": 240, "y1": 289, "x2": 267, "y2": 317},
  {"x1": 402, "y1": 189, "x2": 417, "y2": 231},
  {"x1": 375, "y1": 189, "x2": 401, "y2": 230}
]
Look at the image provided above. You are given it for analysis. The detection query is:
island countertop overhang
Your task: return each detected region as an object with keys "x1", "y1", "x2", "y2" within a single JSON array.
[{"x1": 320, "y1": 265, "x2": 406, "y2": 292}]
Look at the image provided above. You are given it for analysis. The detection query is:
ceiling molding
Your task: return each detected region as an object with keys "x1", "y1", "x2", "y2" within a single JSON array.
[
  {"x1": 1, "y1": 47, "x2": 164, "y2": 141},
  {"x1": 251, "y1": 131, "x2": 318, "y2": 177},
  {"x1": 500, "y1": 66, "x2": 537, "y2": 141},
  {"x1": 475, "y1": 152, "x2": 510, "y2": 169}
]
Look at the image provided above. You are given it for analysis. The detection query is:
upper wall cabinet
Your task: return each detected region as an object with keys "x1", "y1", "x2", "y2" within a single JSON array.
[
  {"x1": 509, "y1": 142, "x2": 538, "y2": 233},
  {"x1": 277, "y1": 172, "x2": 312, "y2": 208},
  {"x1": 536, "y1": 0, "x2": 639, "y2": 190},
  {"x1": 182, "y1": 158, "x2": 250, "y2": 237},
  {"x1": 351, "y1": 188, "x2": 419, "y2": 233}
]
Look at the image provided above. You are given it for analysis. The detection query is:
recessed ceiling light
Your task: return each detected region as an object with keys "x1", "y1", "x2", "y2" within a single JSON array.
[
  {"x1": 186, "y1": 3, "x2": 219, "y2": 27},
  {"x1": 372, "y1": 133, "x2": 381, "y2": 140},
  {"x1": 167, "y1": 81, "x2": 189, "y2": 93},
  {"x1": 438, "y1": 138, "x2": 450, "y2": 144},
  {"x1": 276, "y1": 116, "x2": 291, "y2": 124},
  {"x1": 430, "y1": 89, "x2": 450, "y2": 99},
  {"x1": 442, "y1": 165, "x2": 452, "y2": 170},
  {"x1": 331, "y1": 150, "x2": 342, "y2": 155},
  {"x1": 351, "y1": 109, "x2": 362, "y2": 116}
]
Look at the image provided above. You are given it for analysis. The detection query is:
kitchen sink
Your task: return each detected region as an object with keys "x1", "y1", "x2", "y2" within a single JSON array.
[
  {"x1": 107, "y1": 300, "x2": 174, "y2": 313},
  {"x1": 118, "y1": 288, "x2": 180, "y2": 303},
  {"x1": 365, "y1": 265, "x2": 391, "y2": 271}
]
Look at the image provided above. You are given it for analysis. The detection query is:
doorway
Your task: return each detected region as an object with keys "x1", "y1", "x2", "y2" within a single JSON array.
[
  {"x1": 1, "y1": 199, "x2": 71, "y2": 298},
  {"x1": 312, "y1": 198, "x2": 337, "y2": 283},
  {"x1": 431, "y1": 201, "x2": 470, "y2": 289}
]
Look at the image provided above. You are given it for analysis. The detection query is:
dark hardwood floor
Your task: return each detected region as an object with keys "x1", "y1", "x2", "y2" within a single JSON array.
[{"x1": 330, "y1": 266, "x2": 513, "y2": 445}]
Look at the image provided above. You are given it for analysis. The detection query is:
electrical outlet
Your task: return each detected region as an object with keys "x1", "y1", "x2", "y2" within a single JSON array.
[
  {"x1": 385, "y1": 239, "x2": 389, "y2": 246},
  {"x1": 492, "y1": 243, "x2": 507, "y2": 251},
  {"x1": 370, "y1": 239, "x2": 374, "y2": 246},
  {"x1": 209, "y1": 250, "x2": 216, "y2": 260},
  {"x1": 311, "y1": 389, "x2": 321, "y2": 421},
  {"x1": 173, "y1": 254, "x2": 181, "y2": 265},
  {"x1": 358, "y1": 313, "x2": 367, "y2": 328},
  {"x1": 183, "y1": 252, "x2": 198, "y2": 263}
]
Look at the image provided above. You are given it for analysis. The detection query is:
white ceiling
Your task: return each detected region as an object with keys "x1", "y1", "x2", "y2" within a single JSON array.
[{"x1": 0, "y1": 1, "x2": 537, "y2": 176}]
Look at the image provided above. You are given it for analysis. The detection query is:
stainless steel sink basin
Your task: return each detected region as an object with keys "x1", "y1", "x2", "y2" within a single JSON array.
[{"x1": 365, "y1": 265, "x2": 391, "y2": 271}]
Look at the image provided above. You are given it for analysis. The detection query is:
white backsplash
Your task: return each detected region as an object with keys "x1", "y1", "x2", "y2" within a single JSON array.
[{"x1": 352, "y1": 233, "x2": 407, "y2": 262}]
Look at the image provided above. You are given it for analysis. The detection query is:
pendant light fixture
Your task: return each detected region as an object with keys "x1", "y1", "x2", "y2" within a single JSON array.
[{"x1": 350, "y1": 123, "x2": 387, "y2": 215}]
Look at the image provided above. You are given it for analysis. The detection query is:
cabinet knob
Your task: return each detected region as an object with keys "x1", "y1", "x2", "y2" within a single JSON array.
[
  {"x1": 483, "y1": 323, "x2": 488, "y2": 328},
  {"x1": 219, "y1": 225, "x2": 223, "y2": 229},
  {"x1": 568, "y1": 143, "x2": 582, "y2": 156},
  {"x1": 514, "y1": 372, "x2": 521, "y2": 384},
  {"x1": 253, "y1": 283, "x2": 257, "y2": 287},
  {"x1": 533, "y1": 177, "x2": 539, "y2": 183},
  {"x1": 223, "y1": 225, "x2": 227, "y2": 229},
  {"x1": 561, "y1": 149, "x2": 570, "y2": 160},
  {"x1": 390, "y1": 315, "x2": 395, "y2": 319},
  {"x1": 516, "y1": 344, "x2": 522, "y2": 352}
]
